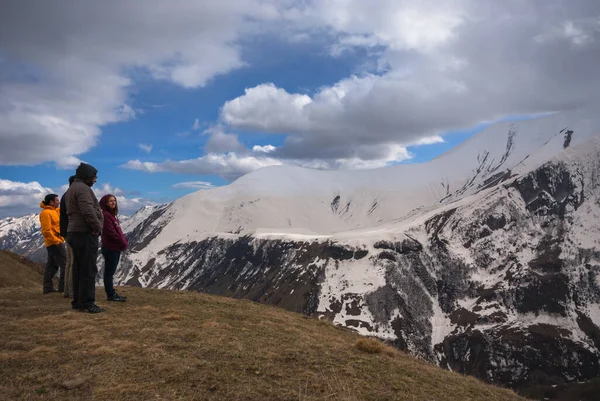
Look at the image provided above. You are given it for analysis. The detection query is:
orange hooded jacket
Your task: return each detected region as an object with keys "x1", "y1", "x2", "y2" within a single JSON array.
[{"x1": 39, "y1": 202, "x2": 64, "y2": 247}]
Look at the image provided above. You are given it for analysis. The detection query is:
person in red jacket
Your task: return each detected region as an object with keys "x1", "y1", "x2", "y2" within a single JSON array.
[{"x1": 99, "y1": 194, "x2": 128, "y2": 302}]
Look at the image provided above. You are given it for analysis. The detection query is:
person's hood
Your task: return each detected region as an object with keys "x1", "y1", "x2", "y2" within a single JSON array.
[
  {"x1": 99, "y1": 194, "x2": 114, "y2": 213},
  {"x1": 75, "y1": 162, "x2": 98, "y2": 180},
  {"x1": 39, "y1": 201, "x2": 55, "y2": 210}
]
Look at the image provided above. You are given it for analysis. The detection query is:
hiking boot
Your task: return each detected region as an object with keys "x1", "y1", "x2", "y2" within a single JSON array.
[
  {"x1": 43, "y1": 288, "x2": 58, "y2": 294},
  {"x1": 107, "y1": 293, "x2": 127, "y2": 302},
  {"x1": 79, "y1": 304, "x2": 105, "y2": 313}
]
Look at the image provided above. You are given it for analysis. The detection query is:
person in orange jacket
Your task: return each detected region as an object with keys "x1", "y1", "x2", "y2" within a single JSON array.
[{"x1": 39, "y1": 193, "x2": 66, "y2": 294}]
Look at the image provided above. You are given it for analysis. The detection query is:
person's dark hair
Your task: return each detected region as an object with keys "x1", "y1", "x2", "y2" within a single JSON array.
[
  {"x1": 68, "y1": 175, "x2": 75, "y2": 186},
  {"x1": 43, "y1": 194, "x2": 59, "y2": 206}
]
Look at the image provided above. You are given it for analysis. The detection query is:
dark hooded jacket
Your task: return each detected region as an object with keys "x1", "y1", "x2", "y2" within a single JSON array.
[
  {"x1": 65, "y1": 178, "x2": 103, "y2": 233},
  {"x1": 64, "y1": 163, "x2": 103, "y2": 233},
  {"x1": 59, "y1": 176, "x2": 76, "y2": 238},
  {"x1": 99, "y1": 195, "x2": 128, "y2": 251}
]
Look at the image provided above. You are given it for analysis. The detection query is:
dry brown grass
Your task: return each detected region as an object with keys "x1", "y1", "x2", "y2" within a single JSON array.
[
  {"x1": 354, "y1": 337, "x2": 397, "y2": 357},
  {"x1": 0, "y1": 250, "x2": 43, "y2": 288},
  {"x1": 0, "y1": 255, "x2": 525, "y2": 401}
]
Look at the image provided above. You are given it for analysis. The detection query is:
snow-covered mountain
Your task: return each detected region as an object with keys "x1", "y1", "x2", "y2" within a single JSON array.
[
  {"x1": 0, "y1": 214, "x2": 45, "y2": 263},
  {"x1": 0, "y1": 212, "x2": 135, "y2": 264},
  {"x1": 113, "y1": 108, "x2": 600, "y2": 389},
  {"x1": 3, "y1": 108, "x2": 600, "y2": 389}
]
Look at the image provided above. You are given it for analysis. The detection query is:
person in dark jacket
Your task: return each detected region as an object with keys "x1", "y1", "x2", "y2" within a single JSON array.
[
  {"x1": 65, "y1": 163, "x2": 105, "y2": 313},
  {"x1": 60, "y1": 176, "x2": 75, "y2": 299},
  {"x1": 99, "y1": 194, "x2": 128, "y2": 302}
]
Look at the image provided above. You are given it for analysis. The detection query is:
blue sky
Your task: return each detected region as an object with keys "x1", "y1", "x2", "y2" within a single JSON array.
[{"x1": 1, "y1": 1, "x2": 598, "y2": 218}]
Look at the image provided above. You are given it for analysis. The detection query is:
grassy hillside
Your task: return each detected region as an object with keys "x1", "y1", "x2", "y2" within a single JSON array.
[
  {"x1": 0, "y1": 250, "x2": 43, "y2": 288},
  {"x1": 0, "y1": 252, "x2": 526, "y2": 401}
]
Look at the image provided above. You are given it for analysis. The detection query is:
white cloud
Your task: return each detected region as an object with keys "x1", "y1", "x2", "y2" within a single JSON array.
[
  {"x1": 0, "y1": 179, "x2": 53, "y2": 207},
  {"x1": 304, "y1": 0, "x2": 466, "y2": 53},
  {"x1": 252, "y1": 145, "x2": 277, "y2": 153},
  {"x1": 219, "y1": 1, "x2": 600, "y2": 162},
  {"x1": 203, "y1": 128, "x2": 246, "y2": 154},
  {"x1": 330, "y1": 146, "x2": 412, "y2": 169},
  {"x1": 55, "y1": 156, "x2": 83, "y2": 170},
  {"x1": 172, "y1": 181, "x2": 215, "y2": 190},
  {"x1": 411, "y1": 135, "x2": 445, "y2": 146},
  {"x1": 94, "y1": 183, "x2": 124, "y2": 197},
  {"x1": 93, "y1": 183, "x2": 156, "y2": 215},
  {"x1": 138, "y1": 143, "x2": 153, "y2": 153},
  {"x1": 0, "y1": 178, "x2": 154, "y2": 218},
  {"x1": 221, "y1": 83, "x2": 312, "y2": 132},
  {"x1": 123, "y1": 140, "x2": 413, "y2": 179},
  {"x1": 123, "y1": 153, "x2": 284, "y2": 180},
  {"x1": 0, "y1": 0, "x2": 282, "y2": 166},
  {"x1": 113, "y1": 196, "x2": 157, "y2": 215},
  {"x1": 3, "y1": 0, "x2": 600, "y2": 174},
  {"x1": 0, "y1": 179, "x2": 54, "y2": 218}
]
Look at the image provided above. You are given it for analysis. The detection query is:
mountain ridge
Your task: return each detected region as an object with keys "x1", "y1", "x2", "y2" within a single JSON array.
[
  {"x1": 2, "y1": 108, "x2": 600, "y2": 390},
  {"x1": 0, "y1": 252, "x2": 525, "y2": 401}
]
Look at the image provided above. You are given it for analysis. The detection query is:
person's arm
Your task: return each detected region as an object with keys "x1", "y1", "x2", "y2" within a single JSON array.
[
  {"x1": 59, "y1": 197, "x2": 68, "y2": 238},
  {"x1": 40, "y1": 211, "x2": 61, "y2": 245},
  {"x1": 76, "y1": 187, "x2": 103, "y2": 233},
  {"x1": 103, "y1": 213, "x2": 123, "y2": 243},
  {"x1": 116, "y1": 224, "x2": 129, "y2": 250}
]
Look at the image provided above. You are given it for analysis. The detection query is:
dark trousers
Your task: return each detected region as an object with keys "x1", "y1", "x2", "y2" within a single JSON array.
[
  {"x1": 67, "y1": 232, "x2": 99, "y2": 309},
  {"x1": 101, "y1": 248, "x2": 121, "y2": 297},
  {"x1": 43, "y1": 244, "x2": 66, "y2": 293}
]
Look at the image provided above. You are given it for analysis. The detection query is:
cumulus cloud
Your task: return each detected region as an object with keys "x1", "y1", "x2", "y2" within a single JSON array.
[
  {"x1": 412, "y1": 136, "x2": 445, "y2": 146},
  {"x1": 253, "y1": 145, "x2": 277, "y2": 153},
  {"x1": 92, "y1": 183, "x2": 156, "y2": 215},
  {"x1": 0, "y1": 179, "x2": 154, "y2": 218},
  {"x1": 0, "y1": 0, "x2": 280, "y2": 166},
  {"x1": 172, "y1": 181, "x2": 215, "y2": 190},
  {"x1": 0, "y1": 179, "x2": 53, "y2": 206},
  {"x1": 220, "y1": 0, "x2": 600, "y2": 162},
  {"x1": 296, "y1": 0, "x2": 466, "y2": 53},
  {"x1": 55, "y1": 156, "x2": 84, "y2": 170},
  {"x1": 138, "y1": 143, "x2": 153, "y2": 154},
  {"x1": 221, "y1": 84, "x2": 313, "y2": 133},
  {"x1": 123, "y1": 153, "x2": 283, "y2": 180},
  {"x1": 0, "y1": 179, "x2": 54, "y2": 218},
  {"x1": 203, "y1": 128, "x2": 246, "y2": 154},
  {"x1": 123, "y1": 138, "x2": 413, "y2": 178},
  {"x1": 4, "y1": 0, "x2": 599, "y2": 173}
]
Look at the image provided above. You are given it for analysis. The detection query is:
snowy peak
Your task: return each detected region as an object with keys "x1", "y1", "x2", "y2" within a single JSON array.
[
  {"x1": 0, "y1": 207, "x2": 154, "y2": 264},
  {"x1": 2, "y1": 108, "x2": 600, "y2": 390},
  {"x1": 110, "y1": 108, "x2": 600, "y2": 389},
  {"x1": 0, "y1": 213, "x2": 39, "y2": 238},
  {"x1": 0, "y1": 213, "x2": 44, "y2": 263},
  {"x1": 132, "y1": 109, "x2": 600, "y2": 251}
]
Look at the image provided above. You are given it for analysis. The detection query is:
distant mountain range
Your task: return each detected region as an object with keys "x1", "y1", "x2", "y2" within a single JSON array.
[{"x1": 2, "y1": 108, "x2": 599, "y2": 389}]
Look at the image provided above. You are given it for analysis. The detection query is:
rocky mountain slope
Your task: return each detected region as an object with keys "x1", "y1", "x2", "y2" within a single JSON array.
[
  {"x1": 0, "y1": 214, "x2": 45, "y2": 263},
  {"x1": 2, "y1": 108, "x2": 600, "y2": 389},
  {"x1": 0, "y1": 254, "x2": 524, "y2": 401},
  {"x1": 114, "y1": 109, "x2": 600, "y2": 389},
  {"x1": 0, "y1": 212, "x2": 133, "y2": 264}
]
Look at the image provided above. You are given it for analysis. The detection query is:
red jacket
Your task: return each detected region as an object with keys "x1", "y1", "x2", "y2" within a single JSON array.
[{"x1": 99, "y1": 195, "x2": 128, "y2": 251}]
